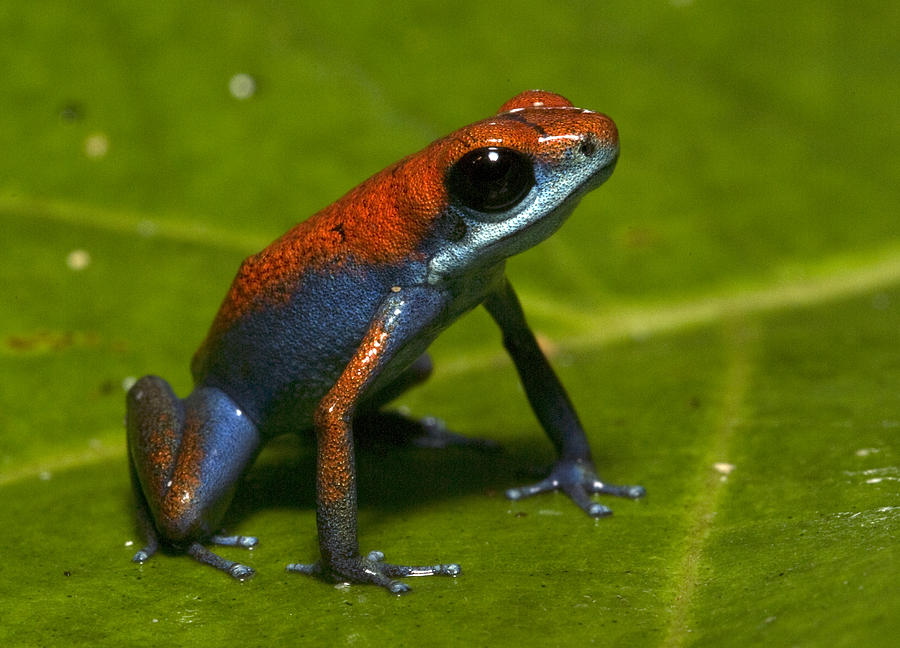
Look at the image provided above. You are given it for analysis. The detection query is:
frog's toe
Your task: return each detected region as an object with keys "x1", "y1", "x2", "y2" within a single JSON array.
[
  {"x1": 131, "y1": 545, "x2": 157, "y2": 564},
  {"x1": 210, "y1": 534, "x2": 258, "y2": 549},
  {"x1": 285, "y1": 561, "x2": 322, "y2": 576},
  {"x1": 365, "y1": 550, "x2": 462, "y2": 578},
  {"x1": 187, "y1": 542, "x2": 255, "y2": 581},
  {"x1": 227, "y1": 563, "x2": 256, "y2": 580},
  {"x1": 589, "y1": 482, "x2": 646, "y2": 499}
]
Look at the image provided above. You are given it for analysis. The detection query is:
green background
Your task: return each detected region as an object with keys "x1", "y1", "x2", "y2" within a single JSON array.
[{"x1": 1, "y1": 1, "x2": 897, "y2": 646}]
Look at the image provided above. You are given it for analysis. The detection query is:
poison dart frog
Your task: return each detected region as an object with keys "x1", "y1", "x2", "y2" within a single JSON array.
[{"x1": 126, "y1": 90, "x2": 645, "y2": 594}]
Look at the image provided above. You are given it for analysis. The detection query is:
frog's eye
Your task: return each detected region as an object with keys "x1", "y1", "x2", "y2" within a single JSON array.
[{"x1": 445, "y1": 147, "x2": 535, "y2": 213}]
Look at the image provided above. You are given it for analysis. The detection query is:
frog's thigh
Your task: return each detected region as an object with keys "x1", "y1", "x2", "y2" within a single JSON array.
[
  {"x1": 362, "y1": 353, "x2": 433, "y2": 411},
  {"x1": 127, "y1": 377, "x2": 261, "y2": 542}
]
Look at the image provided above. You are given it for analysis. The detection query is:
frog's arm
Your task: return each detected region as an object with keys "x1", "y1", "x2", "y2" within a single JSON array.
[
  {"x1": 483, "y1": 277, "x2": 645, "y2": 516},
  {"x1": 287, "y1": 285, "x2": 460, "y2": 594}
]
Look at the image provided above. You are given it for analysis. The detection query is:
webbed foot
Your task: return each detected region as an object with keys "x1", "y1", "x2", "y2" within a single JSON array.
[
  {"x1": 506, "y1": 458, "x2": 645, "y2": 517},
  {"x1": 286, "y1": 550, "x2": 461, "y2": 594}
]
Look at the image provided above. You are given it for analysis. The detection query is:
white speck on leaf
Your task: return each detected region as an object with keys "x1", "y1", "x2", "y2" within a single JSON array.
[
  {"x1": 84, "y1": 132, "x2": 109, "y2": 159},
  {"x1": 66, "y1": 249, "x2": 91, "y2": 270},
  {"x1": 713, "y1": 462, "x2": 736, "y2": 475},
  {"x1": 229, "y1": 73, "x2": 256, "y2": 99}
]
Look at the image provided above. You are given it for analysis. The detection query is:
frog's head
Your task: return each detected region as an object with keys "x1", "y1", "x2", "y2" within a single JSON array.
[{"x1": 425, "y1": 90, "x2": 619, "y2": 283}]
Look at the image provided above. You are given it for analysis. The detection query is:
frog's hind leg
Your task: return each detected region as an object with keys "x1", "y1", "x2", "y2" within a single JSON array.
[
  {"x1": 356, "y1": 354, "x2": 498, "y2": 451},
  {"x1": 126, "y1": 375, "x2": 261, "y2": 579}
]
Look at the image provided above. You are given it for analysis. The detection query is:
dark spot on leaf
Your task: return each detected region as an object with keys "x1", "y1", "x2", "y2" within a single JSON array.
[{"x1": 59, "y1": 103, "x2": 83, "y2": 122}]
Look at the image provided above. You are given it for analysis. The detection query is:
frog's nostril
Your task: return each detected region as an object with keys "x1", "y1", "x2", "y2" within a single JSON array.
[{"x1": 578, "y1": 137, "x2": 598, "y2": 157}]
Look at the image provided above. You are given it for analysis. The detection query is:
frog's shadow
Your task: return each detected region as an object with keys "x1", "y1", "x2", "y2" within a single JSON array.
[{"x1": 221, "y1": 428, "x2": 553, "y2": 529}]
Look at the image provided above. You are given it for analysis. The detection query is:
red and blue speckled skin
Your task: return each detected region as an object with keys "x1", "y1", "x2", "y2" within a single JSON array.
[{"x1": 126, "y1": 90, "x2": 645, "y2": 593}]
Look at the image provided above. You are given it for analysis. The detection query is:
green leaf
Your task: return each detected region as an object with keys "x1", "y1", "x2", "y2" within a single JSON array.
[{"x1": 1, "y1": 1, "x2": 897, "y2": 646}]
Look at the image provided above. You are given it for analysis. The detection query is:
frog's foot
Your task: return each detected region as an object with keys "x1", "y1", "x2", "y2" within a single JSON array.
[
  {"x1": 506, "y1": 458, "x2": 645, "y2": 517},
  {"x1": 286, "y1": 550, "x2": 461, "y2": 595},
  {"x1": 356, "y1": 410, "x2": 499, "y2": 451},
  {"x1": 132, "y1": 534, "x2": 257, "y2": 581}
]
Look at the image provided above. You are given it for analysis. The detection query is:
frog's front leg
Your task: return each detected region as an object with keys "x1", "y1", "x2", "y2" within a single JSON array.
[
  {"x1": 483, "y1": 278, "x2": 645, "y2": 517},
  {"x1": 286, "y1": 288, "x2": 460, "y2": 594},
  {"x1": 126, "y1": 375, "x2": 261, "y2": 579}
]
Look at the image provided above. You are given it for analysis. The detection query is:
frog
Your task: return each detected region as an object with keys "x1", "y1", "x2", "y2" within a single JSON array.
[{"x1": 126, "y1": 90, "x2": 645, "y2": 594}]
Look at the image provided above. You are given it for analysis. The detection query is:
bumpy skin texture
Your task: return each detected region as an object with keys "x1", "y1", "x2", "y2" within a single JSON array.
[{"x1": 126, "y1": 90, "x2": 645, "y2": 594}]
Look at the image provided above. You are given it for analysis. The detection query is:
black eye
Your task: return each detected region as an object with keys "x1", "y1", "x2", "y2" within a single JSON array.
[{"x1": 445, "y1": 147, "x2": 535, "y2": 213}]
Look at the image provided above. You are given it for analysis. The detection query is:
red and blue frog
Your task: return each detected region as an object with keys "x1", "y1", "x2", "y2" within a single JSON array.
[{"x1": 126, "y1": 90, "x2": 645, "y2": 594}]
